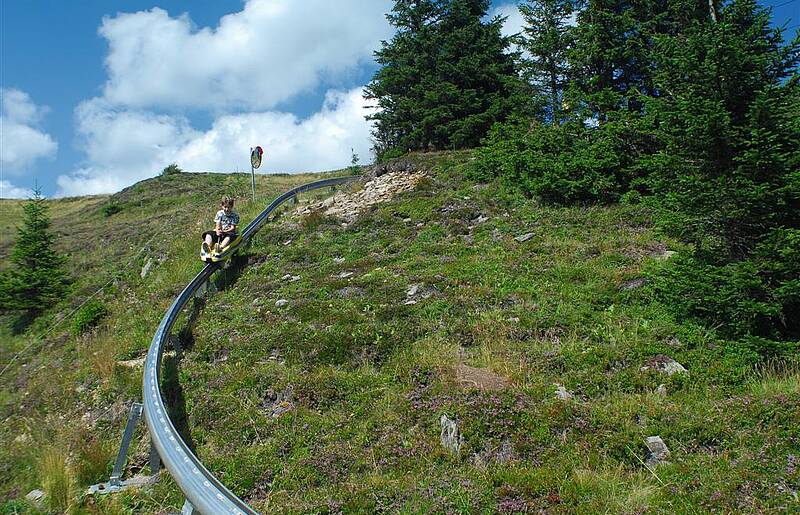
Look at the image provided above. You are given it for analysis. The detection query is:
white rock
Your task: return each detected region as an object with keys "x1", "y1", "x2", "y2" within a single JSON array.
[
  {"x1": 440, "y1": 414, "x2": 462, "y2": 455},
  {"x1": 554, "y1": 384, "x2": 573, "y2": 401},
  {"x1": 26, "y1": 490, "x2": 44, "y2": 502},
  {"x1": 514, "y1": 232, "x2": 534, "y2": 243},
  {"x1": 333, "y1": 257, "x2": 345, "y2": 264},
  {"x1": 140, "y1": 258, "x2": 154, "y2": 278},
  {"x1": 656, "y1": 384, "x2": 667, "y2": 396},
  {"x1": 275, "y1": 299, "x2": 289, "y2": 308},
  {"x1": 645, "y1": 436, "x2": 670, "y2": 467}
]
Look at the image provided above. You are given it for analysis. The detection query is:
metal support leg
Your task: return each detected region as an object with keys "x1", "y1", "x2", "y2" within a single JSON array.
[
  {"x1": 182, "y1": 499, "x2": 198, "y2": 515},
  {"x1": 149, "y1": 438, "x2": 162, "y2": 474},
  {"x1": 89, "y1": 401, "x2": 158, "y2": 496},
  {"x1": 110, "y1": 403, "x2": 143, "y2": 486}
]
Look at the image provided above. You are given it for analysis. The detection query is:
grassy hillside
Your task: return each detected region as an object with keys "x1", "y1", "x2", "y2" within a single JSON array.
[
  {"x1": 0, "y1": 170, "x2": 344, "y2": 513},
  {"x1": 2, "y1": 156, "x2": 798, "y2": 513}
]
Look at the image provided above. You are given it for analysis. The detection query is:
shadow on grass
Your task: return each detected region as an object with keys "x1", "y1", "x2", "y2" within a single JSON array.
[
  {"x1": 10, "y1": 311, "x2": 37, "y2": 335},
  {"x1": 212, "y1": 252, "x2": 249, "y2": 292},
  {"x1": 161, "y1": 353, "x2": 197, "y2": 453}
]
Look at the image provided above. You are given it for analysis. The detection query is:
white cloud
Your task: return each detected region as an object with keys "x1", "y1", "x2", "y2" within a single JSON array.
[
  {"x1": 100, "y1": 0, "x2": 392, "y2": 110},
  {"x1": 56, "y1": 88, "x2": 375, "y2": 196},
  {"x1": 1, "y1": 88, "x2": 58, "y2": 173},
  {"x1": 0, "y1": 180, "x2": 34, "y2": 199},
  {"x1": 490, "y1": 2, "x2": 525, "y2": 39},
  {"x1": 56, "y1": 98, "x2": 201, "y2": 196}
]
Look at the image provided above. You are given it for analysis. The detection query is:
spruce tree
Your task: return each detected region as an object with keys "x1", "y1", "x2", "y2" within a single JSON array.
[
  {"x1": 0, "y1": 190, "x2": 69, "y2": 315},
  {"x1": 365, "y1": 0, "x2": 521, "y2": 157},
  {"x1": 518, "y1": 0, "x2": 575, "y2": 124}
]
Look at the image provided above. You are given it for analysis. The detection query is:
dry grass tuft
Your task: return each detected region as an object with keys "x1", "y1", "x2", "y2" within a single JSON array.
[{"x1": 38, "y1": 446, "x2": 75, "y2": 512}]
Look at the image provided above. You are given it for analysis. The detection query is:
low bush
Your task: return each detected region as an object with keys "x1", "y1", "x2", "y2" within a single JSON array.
[
  {"x1": 161, "y1": 163, "x2": 182, "y2": 176},
  {"x1": 471, "y1": 116, "x2": 649, "y2": 204},
  {"x1": 72, "y1": 301, "x2": 108, "y2": 335},
  {"x1": 100, "y1": 202, "x2": 122, "y2": 217}
]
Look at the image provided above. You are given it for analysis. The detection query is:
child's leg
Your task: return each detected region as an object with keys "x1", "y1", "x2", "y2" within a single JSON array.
[{"x1": 220, "y1": 235, "x2": 231, "y2": 248}]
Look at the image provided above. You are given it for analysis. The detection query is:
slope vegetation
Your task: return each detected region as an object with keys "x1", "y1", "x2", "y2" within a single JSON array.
[{"x1": 2, "y1": 155, "x2": 798, "y2": 513}]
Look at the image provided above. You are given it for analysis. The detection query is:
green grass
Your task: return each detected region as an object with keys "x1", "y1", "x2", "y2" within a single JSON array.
[{"x1": 1, "y1": 155, "x2": 798, "y2": 513}]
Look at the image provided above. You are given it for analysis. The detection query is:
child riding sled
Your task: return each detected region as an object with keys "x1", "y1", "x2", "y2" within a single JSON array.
[{"x1": 201, "y1": 196, "x2": 241, "y2": 261}]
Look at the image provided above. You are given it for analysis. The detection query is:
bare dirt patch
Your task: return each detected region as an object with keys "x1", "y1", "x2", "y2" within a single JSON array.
[
  {"x1": 296, "y1": 169, "x2": 427, "y2": 224},
  {"x1": 455, "y1": 364, "x2": 510, "y2": 391}
]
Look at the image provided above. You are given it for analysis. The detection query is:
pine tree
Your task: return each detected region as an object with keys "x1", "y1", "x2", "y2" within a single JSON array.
[
  {"x1": 365, "y1": 0, "x2": 522, "y2": 157},
  {"x1": 568, "y1": 0, "x2": 709, "y2": 118},
  {"x1": 518, "y1": 0, "x2": 575, "y2": 124},
  {"x1": 0, "y1": 190, "x2": 70, "y2": 315}
]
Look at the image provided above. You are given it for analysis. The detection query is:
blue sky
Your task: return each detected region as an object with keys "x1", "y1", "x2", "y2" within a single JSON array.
[{"x1": 1, "y1": 0, "x2": 797, "y2": 198}]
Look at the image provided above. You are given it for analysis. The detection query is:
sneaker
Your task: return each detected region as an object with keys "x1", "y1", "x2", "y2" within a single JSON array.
[{"x1": 202, "y1": 242, "x2": 210, "y2": 254}]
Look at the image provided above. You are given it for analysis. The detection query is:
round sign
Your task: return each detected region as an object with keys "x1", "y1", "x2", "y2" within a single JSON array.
[{"x1": 250, "y1": 146, "x2": 264, "y2": 169}]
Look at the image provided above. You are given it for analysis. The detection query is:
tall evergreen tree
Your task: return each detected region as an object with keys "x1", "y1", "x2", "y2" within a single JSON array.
[
  {"x1": 645, "y1": 0, "x2": 800, "y2": 253},
  {"x1": 568, "y1": 0, "x2": 709, "y2": 118},
  {"x1": 0, "y1": 190, "x2": 70, "y2": 315},
  {"x1": 518, "y1": 0, "x2": 575, "y2": 124},
  {"x1": 365, "y1": 0, "x2": 522, "y2": 156}
]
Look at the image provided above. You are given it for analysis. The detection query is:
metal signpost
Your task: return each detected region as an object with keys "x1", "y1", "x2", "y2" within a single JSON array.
[{"x1": 249, "y1": 146, "x2": 263, "y2": 202}]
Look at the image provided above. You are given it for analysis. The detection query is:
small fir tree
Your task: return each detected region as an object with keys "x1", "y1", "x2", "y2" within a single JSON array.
[{"x1": 0, "y1": 190, "x2": 70, "y2": 315}]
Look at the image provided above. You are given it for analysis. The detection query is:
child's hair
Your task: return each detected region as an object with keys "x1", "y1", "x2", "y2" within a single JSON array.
[{"x1": 221, "y1": 196, "x2": 235, "y2": 208}]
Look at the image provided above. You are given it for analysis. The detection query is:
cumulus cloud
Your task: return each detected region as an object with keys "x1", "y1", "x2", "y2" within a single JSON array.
[
  {"x1": 57, "y1": 88, "x2": 375, "y2": 196},
  {"x1": 100, "y1": 0, "x2": 392, "y2": 110},
  {"x1": 1, "y1": 88, "x2": 58, "y2": 173},
  {"x1": 0, "y1": 180, "x2": 35, "y2": 199},
  {"x1": 490, "y1": 2, "x2": 525, "y2": 39}
]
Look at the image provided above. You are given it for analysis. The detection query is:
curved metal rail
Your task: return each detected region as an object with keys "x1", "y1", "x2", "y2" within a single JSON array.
[{"x1": 143, "y1": 175, "x2": 358, "y2": 514}]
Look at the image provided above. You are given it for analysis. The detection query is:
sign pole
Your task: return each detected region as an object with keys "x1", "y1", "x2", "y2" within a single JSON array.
[{"x1": 250, "y1": 147, "x2": 256, "y2": 202}]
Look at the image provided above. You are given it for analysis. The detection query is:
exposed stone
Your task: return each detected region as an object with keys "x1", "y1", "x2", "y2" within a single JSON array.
[
  {"x1": 514, "y1": 232, "x2": 534, "y2": 243},
  {"x1": 496, "y1": 439, "x2": 515, "y2": 464},
  {"x1": 295, "y1": 168, "x2": 427, "y2": 224},
  {"x1": 140, "y1": 258, "x2": 154, "y2": 278},
  {"x1": 621, "y1": 277, "x2": 647, "y2": 290},
  {"x1": 271, "y1": 400, "x2": 294, "y2": 418},
  {"x1": 25, "y1": 490, "x2": 44, "y2": 503},
  {"x1": 554, "y1": 384, "x2": 574, "y2": 401},
  {"x1": 333, "y1": 257, "x2": 345, "y2": 264},
  {"x1": 281, "y1": 274, "x2": 301, "y2": 282},
  {"x1": 440, "y1": 414, "x2": 462, "y2": 455},
  {"x1": 470, "y1": 214, "x2": 489, "y2": 226},
  {"x1": 117, "y1": 351, "x2": 174, "y2": 369},
  {"x1": 406, "y1": 283, "x2": 438, "y2": 300},
  {"x1": 641, "y1": 355, "x2": 688, "y2": 376},
  {"x1": 645, "y1": 436, "x2": 670, "y2": 467},
  {"x1": 14, "y1": 433, "x2": 30, "y2": 444},
  {"x1": 654, "y1": 250, "x2": 677, "y2": 261},
  {"x1": 335, "y1": 271, "x2": 354, "y2": 279},
  {"x1": 275, "y1": 299, "x2": 289, "y2": 308},
  {"x1": 656, "y1": 384, "x2": 668, "y2": 396},
  {"x1": 337, "y1": 286, "x2": 366, "y2": 298}
]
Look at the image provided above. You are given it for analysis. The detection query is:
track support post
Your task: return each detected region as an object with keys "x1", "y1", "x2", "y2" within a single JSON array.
[
  {"x1": 181, "y1": 499, "x2": 198, "y2": 515},
  {"x1": 110, "y1": 403, "x2": 143, "y2": 486},
  {"x1": 87, "y1": 401, "x2": 159, "y2": 495}
]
